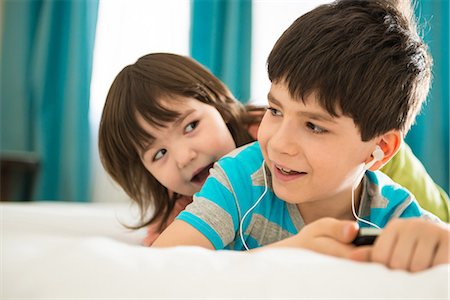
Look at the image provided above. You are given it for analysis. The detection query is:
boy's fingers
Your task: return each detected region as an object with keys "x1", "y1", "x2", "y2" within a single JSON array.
[
  {"x1": 313, "y1": 238, "x2": 356, "y2": 257},
  {"x1": 310, "y1": 218, "x2": 359, "y2": 243},
  {"x1": 296, "y1": 218, "x2": 360, "y2": 258},
  {"x1": 348, "y1": 246, "x2": 372, "y2": 262},
  {"x1": 432, "y1": 238, "x2": 450, "y2": 267},
  {"x1": 409, "y1": 238, "x2": 436, "y2": 273},
  {"x1": 388, "y1": 231, "x2": 416, "y2": 270},
  {"x1": 370, "y1": 222, "x2": 398, "y2": 266}
]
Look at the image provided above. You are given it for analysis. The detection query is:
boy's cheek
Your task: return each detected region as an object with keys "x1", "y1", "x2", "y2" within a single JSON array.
[
  {"x1": 257, "y1": 124, "x2": 277, "y2": 155},
  {"x1": 256, "y1": 112, "x2": 273, "y2": 141}
]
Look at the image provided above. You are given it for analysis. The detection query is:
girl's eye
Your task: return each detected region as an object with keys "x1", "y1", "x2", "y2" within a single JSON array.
[
  {"x1": 306, "y1": 122, "x2": 327, "y2": 134},
  {"x1": 184, "y1": 121, "x2": 199, "y2": 133},
  {"x1": 153, "y1": 149, "x2": 167, "y2": 161},
  {"x1": 268, "y1": 107, "x2": 282, "y2": 117}
]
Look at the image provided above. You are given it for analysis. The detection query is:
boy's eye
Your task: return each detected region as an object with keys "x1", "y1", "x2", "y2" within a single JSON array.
[
  {"x1": 185, "y1": 121, "x2": 199, "y2": 133},
  {"x1": 268, "y1": 107, "x2": 282, "y2": 116},
  {"x1": 153, "y1": 149, "x2": 167, "y2": 161},
  {"x1": 306, "y1": 122, "x2": 327, "y2": 134}
]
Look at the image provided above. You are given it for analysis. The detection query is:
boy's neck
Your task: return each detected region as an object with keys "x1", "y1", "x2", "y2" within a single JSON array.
[{"x1": 296, "y1": 182, "x2": 364, "y2": 224}]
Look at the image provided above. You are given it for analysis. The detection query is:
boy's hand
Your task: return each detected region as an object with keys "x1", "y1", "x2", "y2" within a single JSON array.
[
  {"x1": 349, "y1": 218, "x2": 450, "y2": 272},
  {"x1": 268, "y1": 218, "x2": 360, "y2": 258},
  {"x1": 298, "y1": 218, "x2": 360, "y2": 257}
]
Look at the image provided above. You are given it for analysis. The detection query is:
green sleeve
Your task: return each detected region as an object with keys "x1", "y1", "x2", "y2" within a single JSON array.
[{"x1": 381, "y1": 143, "x2": 450, "y2": 222}]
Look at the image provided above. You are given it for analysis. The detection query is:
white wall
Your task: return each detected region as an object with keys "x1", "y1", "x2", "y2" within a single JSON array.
[{"x1": 250, "y1": 0, "x2": 331, "y2": 105}]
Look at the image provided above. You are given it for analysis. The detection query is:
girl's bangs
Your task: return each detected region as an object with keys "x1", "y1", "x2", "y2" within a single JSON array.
[{"x1": 127, "y1": 87, "x2": 182, "y2": 153}]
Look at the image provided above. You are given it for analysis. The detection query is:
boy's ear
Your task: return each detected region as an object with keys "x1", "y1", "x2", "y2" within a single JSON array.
[{"x1": 369, "y1": 130, "x2": 402, "y2": 171}]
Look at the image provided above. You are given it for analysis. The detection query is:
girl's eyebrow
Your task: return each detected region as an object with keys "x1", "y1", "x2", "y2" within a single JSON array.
[
  {"x1": 173, "y1": 108, "x2": 196, "y2": 127},
  {"x1": 140, "y1": 108, "x2": 196, "y2": 157},
  {"x1": 140, "y1": 141, "x2": 154, "y2": 158}
]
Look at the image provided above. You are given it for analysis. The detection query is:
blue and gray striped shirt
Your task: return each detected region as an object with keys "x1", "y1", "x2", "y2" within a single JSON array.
[{"x1": 177, "y1": 142, "x2": 439, "y2": 250}]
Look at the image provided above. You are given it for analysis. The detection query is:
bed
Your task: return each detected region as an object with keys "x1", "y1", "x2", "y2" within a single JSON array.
[{"x1": 2, "y1": 201, "x2": 449, "y2": 299}]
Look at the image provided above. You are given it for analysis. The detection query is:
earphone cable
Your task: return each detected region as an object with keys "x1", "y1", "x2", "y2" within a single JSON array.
[
  {"x1": 240, "y1": 160, "x2": 268, "y2": 251},
  {"x1": 351, "y1": 167, "x2": 381, "y2": 229}
]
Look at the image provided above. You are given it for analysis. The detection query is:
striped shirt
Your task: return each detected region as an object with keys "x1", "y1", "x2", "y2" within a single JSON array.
[{"x1": 177, "y1": 142, "x2": 440, "y2": 250}]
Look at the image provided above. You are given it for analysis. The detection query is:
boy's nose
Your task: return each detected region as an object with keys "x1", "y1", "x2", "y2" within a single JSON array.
[{"x1": 270, "y1": 124, "x2": 299, "y2": 156}]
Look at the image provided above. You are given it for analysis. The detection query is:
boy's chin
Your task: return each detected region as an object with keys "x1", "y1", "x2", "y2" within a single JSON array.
[
  {"x1": 273, "y1": 190, "x2": 299, "y2": 204},
  {"x1": 272, "y1": 185, "x2": 306, "y2": 204}
]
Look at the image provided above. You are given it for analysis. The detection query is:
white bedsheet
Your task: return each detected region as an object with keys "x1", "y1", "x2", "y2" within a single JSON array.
[{"x1": 2, "y1": 202, "x2": 449, "y2": 299}]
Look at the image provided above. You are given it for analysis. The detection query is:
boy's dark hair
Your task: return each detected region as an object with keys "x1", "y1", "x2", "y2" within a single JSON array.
[
  {"x1": 267, "y1": 0, "x2": 432, "y2": 141},
  {"x1": 98, "y1": 53, "x2": 254, "y2": 230}
]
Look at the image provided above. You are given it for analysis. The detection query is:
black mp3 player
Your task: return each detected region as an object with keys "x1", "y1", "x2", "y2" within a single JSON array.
[{"x1": 352, "y1": 227, "x2": 382, "y2": 246}]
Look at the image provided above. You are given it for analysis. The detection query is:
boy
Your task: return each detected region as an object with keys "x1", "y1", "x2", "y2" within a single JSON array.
[{"x1": 153, "y1": 0, "x2": 449, "y2": 272}]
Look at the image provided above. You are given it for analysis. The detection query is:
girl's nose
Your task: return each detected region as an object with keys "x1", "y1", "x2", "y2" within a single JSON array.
[{"x1": 175, "y1": 147, "x2": 197, "y2": 169}]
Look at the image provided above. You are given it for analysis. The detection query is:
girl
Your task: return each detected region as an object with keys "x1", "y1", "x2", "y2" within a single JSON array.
[{"x1": 98, "y1": 53, "x2": 449, "y2": 246}]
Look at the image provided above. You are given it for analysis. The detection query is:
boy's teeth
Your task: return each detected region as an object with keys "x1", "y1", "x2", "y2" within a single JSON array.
[{"x1": 278, "y1": 166, "x2": 297, "y2": 175}]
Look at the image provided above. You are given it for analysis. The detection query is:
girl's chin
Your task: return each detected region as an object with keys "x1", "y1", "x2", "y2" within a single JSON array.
[
  {"x1": 192, "y1": 177, "x2": 208, "y2": 186},
  {"x1": 182, "y1": 183, "x2": 204, "y2": 196}
]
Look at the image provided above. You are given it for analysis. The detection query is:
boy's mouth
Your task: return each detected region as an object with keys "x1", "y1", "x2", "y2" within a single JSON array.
[
  {"x1": 275, "y1": 164, "x2": 307, "y2": 176},
  {"x1": 191, "y1": 163, "x2": 214, "y2": 185}
]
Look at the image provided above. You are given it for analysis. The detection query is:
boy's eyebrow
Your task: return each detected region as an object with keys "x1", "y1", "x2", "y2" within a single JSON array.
[
  {"x1": 267, "y1": 92, "x2": 337, "y2": 123},
  {"x1": 299, "y1": 111, "x2": 337, "y2": 123}
]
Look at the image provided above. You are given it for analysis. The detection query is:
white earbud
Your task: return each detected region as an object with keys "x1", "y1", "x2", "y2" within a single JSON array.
[{"x1": 363, "y1": 145, "x2": 384, "y2": 171}]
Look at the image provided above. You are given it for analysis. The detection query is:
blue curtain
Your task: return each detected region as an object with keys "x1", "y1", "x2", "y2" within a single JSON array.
[
  {"x1": 190, "y1": 0, "x2": 252, "y2": 103},
  {"x1": 1, "y1": 0, "x2": 99, "y2": 201},
  {"x1": 406, "y1": 0, "x2": 450, "y2": 193}
]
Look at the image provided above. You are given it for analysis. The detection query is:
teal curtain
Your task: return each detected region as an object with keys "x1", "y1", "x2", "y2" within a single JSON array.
[
  {"x1": 190, "y1": 0, "x2": 252, "y2": 103},
  {"x1": 1, "y1": 0, "x2": 99, "y2": 201},
  {"x1": 406, "y1": 0, "x2": 449, "y2": 193}
]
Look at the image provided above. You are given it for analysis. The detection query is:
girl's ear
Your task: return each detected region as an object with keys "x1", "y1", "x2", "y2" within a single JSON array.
[{"x1": 369, "y1": 130, "x2": 402, "y2": 171}]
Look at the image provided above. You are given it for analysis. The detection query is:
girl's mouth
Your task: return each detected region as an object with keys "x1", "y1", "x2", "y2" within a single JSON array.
[{"x1": 191, "y1": 163, "x2": 214, "y2": 185}]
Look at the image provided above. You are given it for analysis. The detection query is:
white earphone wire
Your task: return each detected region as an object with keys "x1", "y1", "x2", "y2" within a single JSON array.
[
  {"x1": 240, "y1": 154, "x2": 381, "y2": 250},
  {"x1": 351, "y1": 159, "x2": 381, "y2": 229},
  {"x1": 240, "y1": 160, "x2": 268, "y2": 251}
]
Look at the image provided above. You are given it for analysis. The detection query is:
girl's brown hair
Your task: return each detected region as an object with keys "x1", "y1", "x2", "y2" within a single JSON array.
[{"x1": 99, "y1": 53, "x2": 255, "y2": 230}]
